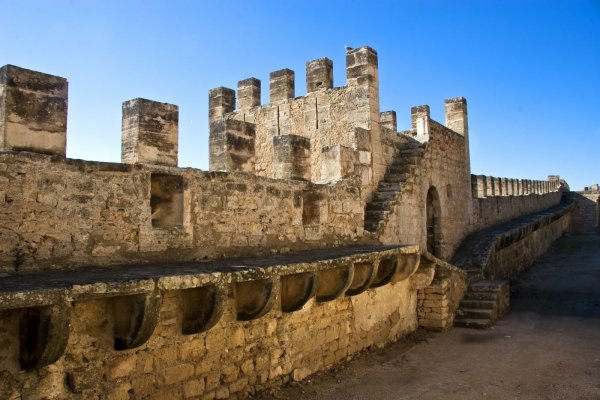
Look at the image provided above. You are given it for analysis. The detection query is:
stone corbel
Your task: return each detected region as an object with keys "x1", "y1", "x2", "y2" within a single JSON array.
[
  {"x1": 370, "y1": 256, "x2": 399, "y2": 288},
  {"x1": 280, "y1": 272, "x2": 317, "y2": 312},
  {"x1": 113, "y1": 287, "x2": 162, "y2": 350},
  {"x1": 180, "y1": 283, "x2": 226, "y2": 335},
  {"x1": 409, "y1": 256, "x2": 436, "y2": 290},
  {"x1": 19, "y1": 295, "x2": 71, "y2": 370},
  {"x1": 315, "y1": 264, "x2": 354, "y2": 302},
  {"x1": 234, "y1": 278, "x2": 276, "y2": 321},
  {"x1": 392, "y1": 252, "x2": 421, "y2": 283},
  {"x1": 346, "y1": 260, "x2": 378, "y2": 296}
]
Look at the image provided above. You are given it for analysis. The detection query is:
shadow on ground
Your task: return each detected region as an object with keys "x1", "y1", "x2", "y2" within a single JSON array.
[{"x1": 253, "y1": 235, "x2": 600, "y2": 400}]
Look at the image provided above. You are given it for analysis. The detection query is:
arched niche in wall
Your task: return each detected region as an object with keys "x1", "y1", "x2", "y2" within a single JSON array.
[{"x1": 426, "y1": 186, "x2": 442, "y2": 257}]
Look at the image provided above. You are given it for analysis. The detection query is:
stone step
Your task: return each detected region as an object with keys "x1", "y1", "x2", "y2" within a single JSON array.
[
  {"x1": 458, "y1": 308, "x2": 495, "y2": 320},
  {"x1": 399, "y1": 148, "x2": 425, "y2": 156},
  {"x1": 364, "y1": 221, "x2": 379, "y2": 232},
  {"x1": 469, "y1": 280, "x2": 509, "y2": 293},
  {"x1": 377, "y1": 182, "x2": 401, "y2": 192},
  {"x1": 460, "y1": 299, "x2": 496, "y2": 310},
  {"x1": 366, "y1": 201, "x2": 393, "y2": 212},
  {"x1": 454, "y1": 317, "x2": 491, "y2": 329},
  {"x1": 388, "y1": 164, "x2": 413, "y2": 175},
  {"x1": 364, "y1": 210, "x2": 388, "y2": 222},
  {"x1": 398, "y1": 141, "x2": 423, "y2": 150},
  {"x1": 372, "y1": 191, "x2": 397, "y2": 202},
  {"x1": 464, "y1": 291, "x2": 498, "y2": 301},
  {"x1": 384, "y1": 173, "x2": 410, "y2": 183}
]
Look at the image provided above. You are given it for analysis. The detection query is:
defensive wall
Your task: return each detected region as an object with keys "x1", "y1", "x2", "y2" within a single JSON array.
[
  {"x1": 0, "y1": 46, "x2": 578, "y2": 398},
  {"x1": 570, "y1": 187, "x2": 599, "y2": 234}
]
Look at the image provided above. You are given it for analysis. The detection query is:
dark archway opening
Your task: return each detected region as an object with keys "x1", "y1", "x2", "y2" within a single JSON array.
[{"x1": 426, "y1": 186, "x2": 442, "y2": 257}]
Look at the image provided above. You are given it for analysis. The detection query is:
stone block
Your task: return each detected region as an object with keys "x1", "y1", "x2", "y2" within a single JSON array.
[
  {"x1": 0, "y1": 64, "x2": 68, "y2": 156},
  {"x1": 272, "y1": 134, "x2": 310, "y2": 181},
  {"x1": 321, "y1": 145, "x2": 355, "y2": 183},
  {"x1": 306, "y1": 58, "x2": 333, "y2": 93},
  {"x1": 444, "y1": 97, "x2": 468, "y2": 136},
  {"x1": 346, "y1": 46, "x2": 378, "y2": 88},
  {"x1": 209, "y1": 118, "x2": 256, "y2": 173},
  {"x1": 380, "y1": 111, "x2": 397, "y2": 131},
  {"x1": 121, "y1": 98, "x2": 179, "y2": 166},
  {"x1": 411, "y1": 105, "x2": 430, "y2": 130},
  {"x1": 237, "y1": 78, "x2": 261, "y2": 110},
  {"x1": 208, "y1": 87, "x2": 235, "y2": 123},
  {"x1": 269, "y1": 69, "x2": 294, "y2": 103}
]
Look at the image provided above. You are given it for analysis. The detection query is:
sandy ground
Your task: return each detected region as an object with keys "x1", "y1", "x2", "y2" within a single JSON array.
[{"x1": 254, "y1": 235, "x2": 600, "y2": 400}]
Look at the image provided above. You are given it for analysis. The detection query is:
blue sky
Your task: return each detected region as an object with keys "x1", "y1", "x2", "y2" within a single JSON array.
[{"x1": 2, "y1": 0, "x2": 599, "y2": 190}]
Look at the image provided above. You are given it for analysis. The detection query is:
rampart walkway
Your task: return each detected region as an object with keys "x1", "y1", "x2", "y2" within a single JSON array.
[{"x1": 256, "y1": 235, "x2": 600, "y2": 400}]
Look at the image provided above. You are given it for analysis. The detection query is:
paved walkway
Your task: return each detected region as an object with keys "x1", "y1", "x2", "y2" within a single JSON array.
[{"x1": 256, "y1": 235, "x2": 600, "y2": 400}]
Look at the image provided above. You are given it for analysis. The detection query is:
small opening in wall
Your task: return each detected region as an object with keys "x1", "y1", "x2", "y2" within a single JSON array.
[
  {"x1": 446, "y1": 184, "x2": 452, "y2": 198},
  {"x1": 150, "y1": 174, "x2": 184, "y2": 229}
]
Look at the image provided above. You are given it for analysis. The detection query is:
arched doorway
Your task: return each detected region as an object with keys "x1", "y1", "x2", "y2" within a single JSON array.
[{"x1": 426, "y1": 186, "x2": 441, "y2": 257}]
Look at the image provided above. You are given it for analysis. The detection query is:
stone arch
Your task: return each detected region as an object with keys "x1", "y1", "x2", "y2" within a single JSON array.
[{"x1": 426, "y1": 186, "x2": 442, "y2": 257}]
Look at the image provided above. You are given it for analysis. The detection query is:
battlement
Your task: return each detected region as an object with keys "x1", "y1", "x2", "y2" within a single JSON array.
[
  {"x1": 471, "y1": 174, "x2": 557, "y2": 198},
  {"x1": 0, "y1": 46, "x2": 578, "y2": 400}
]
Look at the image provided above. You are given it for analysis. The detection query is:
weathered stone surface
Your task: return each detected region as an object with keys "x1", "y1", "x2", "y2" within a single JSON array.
[
  {"x1": 121, "y1": 98, "x2": 179, "y2": 166},
  {"x1": 306, "y1": 58, "x2": 333, "y2": 93},
  {"x1": 269, "y1": 69, "x2": 294, "y2": 103},
  {"x1": 238, "y1": 78, "x2": 261, "y2": 110},
  {"x1": 0, "y1": 44, "x2": 579, "y2": 399},
  {"x1": 0, "y1": 65, "x2": 68, "y2": 156},
  {"x1": 272, "y1": 134, "x2": 311, "y2": 181}
]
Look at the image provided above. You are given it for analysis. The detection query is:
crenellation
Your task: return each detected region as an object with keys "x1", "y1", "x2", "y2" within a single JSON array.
[
  {"x1": 121, "y1": 98, "x2": 179, "y2": 167},
  {"x1": 471, "y1": 175, "x2": 558, "y2": 200},
  {"x1": 0, "y1": 64, "x2": 68, "y2": 156},
  {"x1": 410, "y1": 105, "x2": 430, "y2": 130},
  {"x1": 208, "y1": 87, "x2": 235, "y2": 123},
  {"x1": 237, "y1": 78, "x2": 261, "y2": 110},
  {"x1": 380, "y1": 111, "x2": 397, "y2": 131},
  {"x1": 346, "y1": 46, "x2": 378, "y2": 88},
  {"x1": 0, "y1": 47, "x2": 579, "y2": 399},
  {"x1": 485, "y1": 175, "x2": 494, "y2": 197},
  {"x1": 306, "y1": 58, "x2": 333, "y2": 93},
  {"x1": 269, "y1": 69, "x2": 295, "y2": 103},
  {"x1": 444, "y1": 97, "x2": 468, "y2": 136}
]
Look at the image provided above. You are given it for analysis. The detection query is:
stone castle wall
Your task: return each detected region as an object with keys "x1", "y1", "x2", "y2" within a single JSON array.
[
  {"x1": 0, "y1": 152, "x2": 366, "y2": 273},
  {"x1": 378, "y1": 118, "x2": 471, "y2": 261},
  {"x1": 0, "y1": 246, "x2": 429, "y2": 399},
  {"x1": 0, "y1": 47, "x2": 580, "y2": 399},
  {"x1": 485, "y1": 211, "x2": 571, "y2": 278},
  {"x1": 470, "y1": 174, "x2": 560, "y2": 232},
  {"x1": 570, "y1": 192, "x2": 599, "y2": 234}
]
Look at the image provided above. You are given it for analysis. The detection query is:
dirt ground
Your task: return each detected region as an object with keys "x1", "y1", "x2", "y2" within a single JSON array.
[{"x1": 254, "y1": 235, "x2": 600, "y2": 400}]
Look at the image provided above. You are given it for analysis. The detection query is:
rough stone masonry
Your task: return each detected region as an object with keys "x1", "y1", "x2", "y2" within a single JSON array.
[{"x1": 0, "y1": 47, "x2": 584, "y2": 399}]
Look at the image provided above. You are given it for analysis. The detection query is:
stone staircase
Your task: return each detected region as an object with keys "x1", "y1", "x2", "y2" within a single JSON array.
[
  {"x1": 364, "y1": 141, "x2": 426, "y2": 232},
  {"x1": 454, "y1": 280, "x2": 510, "y2": 329}
]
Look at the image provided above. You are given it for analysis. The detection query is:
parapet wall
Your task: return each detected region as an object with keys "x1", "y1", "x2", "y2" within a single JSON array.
[
  {"x1": 570, "y1": 192, "x2": 599, "y2": 234},
  {"x1": 0, "y1": 152, "x2": 366, "y2": 273},
  {"x1": 470, "y1": 174, "x2": 561, "y2": 231},
  {"x1": 0, "y1": 246, "x2": 429, "y2": 399}
]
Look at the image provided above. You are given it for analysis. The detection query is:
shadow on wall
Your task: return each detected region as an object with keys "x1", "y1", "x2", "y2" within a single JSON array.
[{"x1": 570, "y1": 192, "x2": 600, "y2": 234}]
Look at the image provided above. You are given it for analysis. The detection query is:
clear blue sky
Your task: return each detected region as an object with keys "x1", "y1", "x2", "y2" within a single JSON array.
[{"x1": 2, "y1": 0, "x2": 599, "y2": 190}]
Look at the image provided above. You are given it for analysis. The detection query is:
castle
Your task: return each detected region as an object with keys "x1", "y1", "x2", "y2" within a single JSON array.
[{"x1": 0, "y1": 46, "x2": 586, "y2": 399}]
